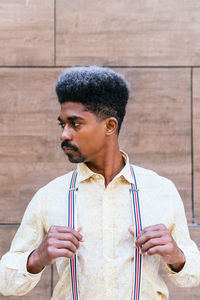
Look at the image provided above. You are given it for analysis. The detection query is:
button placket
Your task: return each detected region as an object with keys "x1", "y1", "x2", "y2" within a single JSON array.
[{"x1": 102, "y1": 185, "x2": 117, "y2": 300}]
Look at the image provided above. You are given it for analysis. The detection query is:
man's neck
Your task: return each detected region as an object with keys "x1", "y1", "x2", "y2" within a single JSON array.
[{"x1": 85, "y1": 145, "x2": 125, "y2": 187}]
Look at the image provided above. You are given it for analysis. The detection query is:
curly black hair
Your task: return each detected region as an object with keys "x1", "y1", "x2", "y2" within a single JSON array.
[{"x1": 56, "y1": 66, "x2": 130, "y2": 133}]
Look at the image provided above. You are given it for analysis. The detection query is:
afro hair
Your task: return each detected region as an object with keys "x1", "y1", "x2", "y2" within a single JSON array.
[{"x1": 56, "y1": 66, "x2": 130, "y2": 133}]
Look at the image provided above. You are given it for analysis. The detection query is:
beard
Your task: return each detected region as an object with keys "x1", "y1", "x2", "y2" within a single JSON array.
[
  {"x1": 61, "y1": 141, "x2": 86, "y2": 163},
  {"x1": 66, "y1": 153, "x2": 86, "y2": 163}
]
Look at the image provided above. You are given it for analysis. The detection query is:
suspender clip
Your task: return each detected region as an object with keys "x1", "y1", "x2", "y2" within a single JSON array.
[
  {"x1": 69, "y1": 187, "x2": 78, "y2": 191},
  {"x1": 129, "y1": 188, "x2": 139, "y2": 192}
]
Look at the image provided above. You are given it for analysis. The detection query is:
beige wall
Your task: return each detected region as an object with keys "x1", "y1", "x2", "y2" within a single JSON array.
[{"x1": 0, "y1": 0, "x2": 200, "y2": 299}]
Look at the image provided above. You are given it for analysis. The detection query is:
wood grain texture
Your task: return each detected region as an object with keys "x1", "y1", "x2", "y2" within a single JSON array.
[
  {"x1": 0, "y1": 67, "x2": 192, "y2": 222},
  {"x1": 0, "y1": 226, "x2": 51, "y2": 299},
  {"x1": 193, "y1": 69, "x2": 200, "y2": 222},
  {"x1": 0, "y1": 68, "x2": 192, "y2": 224},
  {"x1": 0, "y1": 0, "x2": 54, "y2": 66},
  {"x1": 0, "y1": 68, "x2": 73, "y2": 223},
  {"x1": 118, "y1": 68, "x2": 192, "y2": 222},
  {"x1": 0, "y1": 67, "x2": 195, "y2": 298},
  {"x1": 56, "y1": 0, "x2": 200, "y2": 66},
  {"x1": 160, "y1": 226, "x2": 200, "y2": 300}
]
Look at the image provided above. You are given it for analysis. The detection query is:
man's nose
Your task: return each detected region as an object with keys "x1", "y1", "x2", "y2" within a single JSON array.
[{"x1": 60, "y1": 125, "x2": 72, "y2": 141}]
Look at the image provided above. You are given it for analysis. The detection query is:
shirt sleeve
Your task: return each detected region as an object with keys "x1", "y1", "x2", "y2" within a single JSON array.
[
  {"x1": 165, "y1": 181, "x2": 200, "y2": 287},
  {"x1": 0, "y1": 190, "x2": 46, "y2": 296}
]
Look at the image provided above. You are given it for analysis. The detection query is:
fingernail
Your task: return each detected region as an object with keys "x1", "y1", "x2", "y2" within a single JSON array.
[{"x1": 133, "y1": 243, "x2": 137, "y2": 248}]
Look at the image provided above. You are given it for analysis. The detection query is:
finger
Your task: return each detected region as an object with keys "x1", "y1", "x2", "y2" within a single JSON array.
[
  {"x1": 140, "y1": 237, "x2": 168, "y2": 254},
  {"x1": 136, "y1": 230, "x2": 164, "y2": 247},
  {"x1": 128, "y1": 225, "x2": 134, "y2": 235},
  {"x1": 55, "y1": 226, "x2": 83, "y2": 241},
  {"x1": 77, "y1": 226, "x2": 82, "y2": 232},
  {"x1": 54, "y1": 240, "x2": 77, "y2": 253},
  {"x1": 53, "y1": 248, "x2": 75, "y2": 259},
  {"x1": 128, "y1": 226, "x2": 137, "y2": 248},
  {"x1": 77, "y1": 226, "x2": 84, "y2": 242},
  {"x1": 140, "y1": 224, "x2": 167, "y2": 236},
  {"x1": 146, "y1": 244, "x2": 169, "y2": 256},
  {"x1": 55, "y1": 233, "x2": 80, "y2": 248}
]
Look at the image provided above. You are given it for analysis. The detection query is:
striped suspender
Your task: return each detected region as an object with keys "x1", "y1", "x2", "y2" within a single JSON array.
[
  {"x1": 68, "y1": 165, "x2": 143, "y2": 300},
  {"x1": 130, "y1": 165, "x2": 143, "y2": 300},
  {"x1": 68, "y1": 170, "x2": 79, "y2": 300}
]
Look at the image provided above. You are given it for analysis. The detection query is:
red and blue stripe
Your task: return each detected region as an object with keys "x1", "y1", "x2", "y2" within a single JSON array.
[
  {"x1": 130, "y1": 165, "x2": 142, "y2": 300},
  {"x1": 68, "y1": 170, "x2": 79, "y2": 300},
  {"x1": 68, "y1": 165, "x2": 142, "y2": 300}
]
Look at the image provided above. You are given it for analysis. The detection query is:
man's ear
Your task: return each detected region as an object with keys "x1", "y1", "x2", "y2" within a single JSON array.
[{"x1": 104, "y1": 117, "x2": 118, "y2": 136}]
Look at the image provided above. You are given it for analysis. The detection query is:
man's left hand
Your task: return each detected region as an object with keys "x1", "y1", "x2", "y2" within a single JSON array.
[{"x1": 129, "y1": 224, "x2": 186, "y2": 272}]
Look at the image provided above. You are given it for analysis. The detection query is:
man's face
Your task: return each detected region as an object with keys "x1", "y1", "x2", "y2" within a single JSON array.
[{"x1": 59, "y1": 102, "x2": 106, "y2": 163}]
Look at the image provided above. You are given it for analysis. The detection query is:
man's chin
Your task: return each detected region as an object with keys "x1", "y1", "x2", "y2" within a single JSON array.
[{"x1": 66, "y1": 153, "x2": 86, "y2": 164}]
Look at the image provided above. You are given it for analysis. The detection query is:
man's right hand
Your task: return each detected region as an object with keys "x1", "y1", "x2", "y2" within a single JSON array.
[{"x1": 27, "y1": 225, "x2": 84, "y2": 274}]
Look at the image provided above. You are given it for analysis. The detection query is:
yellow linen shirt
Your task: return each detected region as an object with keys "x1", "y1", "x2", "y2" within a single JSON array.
[{"x1": 0, "y1": 152, "x2": 200, "y2": 300}]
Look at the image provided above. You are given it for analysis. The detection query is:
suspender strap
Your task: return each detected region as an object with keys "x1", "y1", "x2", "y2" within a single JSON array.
[
  {"x1": 68, "y1": 165, "x2": 143, "y2": 300},
  {"x1": 130, "y1": 165, "x2": 143, "y2": 300},
  {"x1": 68, "y1": 170, "x2": 79, "y2": 300}
]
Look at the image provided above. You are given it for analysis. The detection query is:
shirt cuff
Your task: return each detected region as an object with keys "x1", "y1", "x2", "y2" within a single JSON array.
[
  {"x1": 6, "y1": 249, "x2": 44, "y2": 280},
  {"x1": 165, "y1": 249, "x2": 195, "y2": 287}
]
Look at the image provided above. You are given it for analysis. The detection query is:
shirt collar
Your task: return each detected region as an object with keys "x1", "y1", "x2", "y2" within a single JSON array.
[{"x1": 77, "y1": 150, "x2": 134, "y2": 184}]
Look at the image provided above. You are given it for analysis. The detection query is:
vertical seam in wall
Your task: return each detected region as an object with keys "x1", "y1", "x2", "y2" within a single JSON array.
[
  {"x1": 54, "y1": 0, "x2": 56, "y2": 66},
  {"x1": 191, "y1": 67, "x2": 195, "y2": 223},
  {"x1": 51, "y1": 1, "x2": 56, "y2": 293},
  {"x1": 51, "y1": 265, "x2": 54, "y2": 297}
]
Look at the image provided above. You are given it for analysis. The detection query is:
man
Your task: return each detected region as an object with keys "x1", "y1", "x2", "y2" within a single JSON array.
[{"x1": 0, "y1": 66, "x2": 200, "y2": 299}]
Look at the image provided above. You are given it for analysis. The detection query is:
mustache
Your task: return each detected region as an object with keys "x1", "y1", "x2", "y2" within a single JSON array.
[{"x1": 61, "y1": 141, "x2": 79, "y2": 152}]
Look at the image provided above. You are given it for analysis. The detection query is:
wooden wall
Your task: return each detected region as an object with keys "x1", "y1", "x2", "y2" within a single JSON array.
[{"x1": 0, "y1": 1, "x2": 200, "y2": 299}]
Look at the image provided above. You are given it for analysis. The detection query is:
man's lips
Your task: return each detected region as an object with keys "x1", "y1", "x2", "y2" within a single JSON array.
[
  {"x1": 62, "y1": 146, "x2": 76, "y2": 152},
  {"x1": 61, "y1": 141, "x2": 79, "y2": 152}
]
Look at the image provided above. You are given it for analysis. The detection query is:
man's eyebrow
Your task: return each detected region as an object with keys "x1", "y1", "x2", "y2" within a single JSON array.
[{"x1": 57, "y1": 116, "x2": 84, "y2": 122}]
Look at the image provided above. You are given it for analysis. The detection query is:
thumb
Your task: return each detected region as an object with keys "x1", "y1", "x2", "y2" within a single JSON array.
[
  {"x1": 77, "y1": 226, "x2": 82, "y2": 232},
  {"x1": 128, "y1": 225, "x2": 134, "y2": 235},
  {"x1": 77, "y1": 226, "x2": 84, "y2": 242}
]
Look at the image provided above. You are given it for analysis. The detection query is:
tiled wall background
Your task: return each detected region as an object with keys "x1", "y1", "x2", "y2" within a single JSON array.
[{"x1": 0, "y1": 0, "x2": 200, "y2": 299}]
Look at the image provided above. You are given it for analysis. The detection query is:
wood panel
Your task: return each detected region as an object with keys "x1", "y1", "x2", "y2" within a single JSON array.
[
  {"x1": 0, "y1": 68, "x2": 73, "y2": 223},
  {"x1": 0, "y1": 0, "x2": 54, "y2": 66},
  {"x1": 118, "y1": 68, "x2": 192, "y2": 222},
  {"x1": 193, "y1": 69, "x2": 200, "y2": 222},
  {"x1": 0, "y1": 68, "x2": 192, "y2": 224},
  {"x1": 0, "y1": 67, "x2": 195, "y2": 298},
  {"x1": 160, "y1": 226, "x2": 200, "y2": 300},
  {"x1": 0, "y1": 226, "x2": 51, "y2": 299},
  {"x1": 56, "y1": 0, "x2": 200, "y2": 66}
]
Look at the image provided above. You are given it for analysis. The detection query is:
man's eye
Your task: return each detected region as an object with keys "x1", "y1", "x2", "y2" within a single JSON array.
[
  {"x1": 71, "y1": 122, "x2": 80, "y2": 128},
  {"x1": 58, "y1": 122, "x2": 65, "y2": 129}
]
